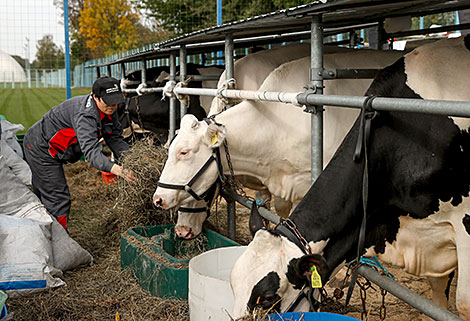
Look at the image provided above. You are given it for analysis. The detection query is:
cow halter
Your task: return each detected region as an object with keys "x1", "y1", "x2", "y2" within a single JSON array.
[
  {"x1": 157, "y1": 145, "x2": 225, "y2": 214},
  {"x1": 271, "y1": 217, "x2": 325, "y2": 313}
]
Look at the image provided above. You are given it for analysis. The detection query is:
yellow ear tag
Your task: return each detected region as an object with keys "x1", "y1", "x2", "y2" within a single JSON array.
[
  {"x1": 311, "y1": 266, "x2": 322, "y2": 288},
  {"x1": 211, "y1": 133, "x2": 218, "y2": 145}
]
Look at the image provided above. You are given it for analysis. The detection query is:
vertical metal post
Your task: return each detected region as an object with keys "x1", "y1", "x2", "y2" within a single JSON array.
[
  {"x1": 120, "y1": 63, "x2": 126, "y2": 79},
  {"x1": 179, "y1": 45, "x2": 187, "y2": 118},
  {"x1": 96, "y1": 67, "x2": 101, "y2": 78},
  {"x1": 169, "y1": 52, "x2": 177, "y2": 142},
  {"x1": 377, "y1": 20, "x2": 385, "y2": 50},
  {"x1": 107, "y1": 65, "x2": 112, "y2": 77},
  {"x1": 64, "y1": 0, "x2": 72, "y2": 99},
  {"x1": 224, "y1": 33, "x2": 236, "y2": 240},
  {"x1": 310, "y1": 15, "x2": 324, "y2": 183},
  {"x1": 225, "y1": 33, "x2": 234, "y2": 81},
  {"x1": 141, "y1": 59, "x2": 147, "y2": 85}
]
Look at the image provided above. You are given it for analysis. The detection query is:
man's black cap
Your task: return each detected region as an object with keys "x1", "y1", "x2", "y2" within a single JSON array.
[{"x1": 92, "y1": 76, "x2": 125, "y2": 106}]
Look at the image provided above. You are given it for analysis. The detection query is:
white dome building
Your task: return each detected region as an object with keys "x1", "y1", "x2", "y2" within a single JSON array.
[{"x1": 0, "y1": 49, "x2": 26, "y2": 82}]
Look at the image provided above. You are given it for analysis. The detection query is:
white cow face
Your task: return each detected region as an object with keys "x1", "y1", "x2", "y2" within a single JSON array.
[
  {"x1": 153, "y1": 114, "x2": 226, "y2": 238},
  {"x1": 230, "y1": 229, "x2": 329, "y2": 319},
  {"x1": 175, "y1": 208, "x2": 207, "y2": 239}
]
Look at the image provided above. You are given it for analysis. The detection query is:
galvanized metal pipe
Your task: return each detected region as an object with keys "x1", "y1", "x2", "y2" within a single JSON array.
[
  {"x1": 224, "y1": 33, "x2": 237, "y2": 240},
  {"x1": 173, "y1": 87, "x2": 300, "y2": 105},
  {"x1": 225, "y1": 33, "x2": 235, "y2": 81},
  {"x1": 357, "y1": 265, "x2": 464, "y2": 321},
  {"x1": 172, "y1": 86, "x2": 470, "y2": 118},
  {"x1": 296, "y1": 93, "x2": 470, "y2": 118},
  {"x1": 169, "y1": 52, "x2": 177, "y2": 142},
  {"x1": 122, "y1": 87, "x2": 163, "y2": 94},
  {"x1": 120, "y1": 63, "x2": 126, "y2": 79},
  {"x1": 174, "y1": 74, "x2": 221, "y2": 81},
  {"x1": 179, "y1": 45, "x2": 187, "y2": 118},
  {"x1": 310, "y1": 15, "x2": 324, "y2": 184},
  {"x1": 222, "y1": 187, "x2": 281, "y2": 225},
  {"x1": 141, "y1": 58, "x2": 147, "y2": 85}
]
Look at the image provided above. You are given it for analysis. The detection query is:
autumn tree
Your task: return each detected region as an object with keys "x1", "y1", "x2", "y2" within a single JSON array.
[
  {"x1": 32, "y1": 35, "x2": 65, "y2": 69},
  {"x1": 78, "y1": 0, "x2": 140, "y2": 58}
]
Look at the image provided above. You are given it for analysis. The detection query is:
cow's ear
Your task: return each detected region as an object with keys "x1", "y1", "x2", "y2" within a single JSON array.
[
  {"x1": 155, "y1": 71, "x2": 170, "y2": 82},
  {"x1": 204, "y1": 123, "x2": 226, "y2": 148},
  {"x1": 286, "y1": 254, "x2": 329, "y2": 289},
  {"x1": 249, "y1": 201, "x2": 266, "y2": 237}
]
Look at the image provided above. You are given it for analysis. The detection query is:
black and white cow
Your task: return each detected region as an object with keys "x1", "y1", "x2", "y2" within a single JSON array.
[
  {"x1": 230, "y1": 37, "x2": 470, "y2": 319},
  {"x1": 118, "y1": 64, "x2": 223, "y2": 144}
]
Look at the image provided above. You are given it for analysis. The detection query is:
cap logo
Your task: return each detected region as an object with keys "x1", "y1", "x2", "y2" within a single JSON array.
[
  {"x1": 106, "y1": 84, "x2": 119, "y2": 94},
  {"x1": 86, "y1": 96, "x2": 92, "y2": 108}
]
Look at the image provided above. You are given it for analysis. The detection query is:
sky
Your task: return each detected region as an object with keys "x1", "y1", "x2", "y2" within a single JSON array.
[{"x1": 0, "y1": 0, "x2": 65, "y2": 62}]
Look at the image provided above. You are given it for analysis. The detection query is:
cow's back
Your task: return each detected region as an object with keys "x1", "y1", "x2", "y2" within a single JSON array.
[{"x1": 216, "y1": 49, "x2": 404, "y2": 203}]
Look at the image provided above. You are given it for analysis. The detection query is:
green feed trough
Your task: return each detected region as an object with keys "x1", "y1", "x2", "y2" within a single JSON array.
[{"x1": 120, "y1": 224, "x2": 239, "y2": 300}]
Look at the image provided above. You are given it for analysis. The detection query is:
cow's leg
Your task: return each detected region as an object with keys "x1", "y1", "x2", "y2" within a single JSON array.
[
  {"x1": 454, "y1": 216, "x2": 470, "y2": 320},
  {"x1": 427, "y1": 276, "x2": 449, "y2": 310},
  {"x1": 273, "y1": 197, "x2": 292, "y2": 218}
]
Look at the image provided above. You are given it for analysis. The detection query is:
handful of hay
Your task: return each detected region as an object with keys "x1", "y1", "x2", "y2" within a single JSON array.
[{"x1": 106, "y1": 137, "x2": 174, "y2": 234}]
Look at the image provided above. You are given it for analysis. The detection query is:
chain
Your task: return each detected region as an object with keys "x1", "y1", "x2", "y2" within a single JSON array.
[
  {"x1": 379, "y1": 288, "x2": 387, "y2": 320},
  {"x1": 357, "y1": 278, "x2": 375, "y2": 320},
  {"x1": 222, "y1": 139, "x2": 256, "y2": 203}
]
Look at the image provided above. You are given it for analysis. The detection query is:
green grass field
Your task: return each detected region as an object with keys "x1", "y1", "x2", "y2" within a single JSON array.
[{"x1": 0, "y1": 88, "x2": 91, "y2": 133}]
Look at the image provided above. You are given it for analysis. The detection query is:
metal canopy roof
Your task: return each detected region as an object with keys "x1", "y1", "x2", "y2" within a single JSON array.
[
  {"x1": 159, "y1": 0, "x2": 470, "y2": 46},
  {"x1": 93, "y1": 0, "x2": 470, "y2": 67}
]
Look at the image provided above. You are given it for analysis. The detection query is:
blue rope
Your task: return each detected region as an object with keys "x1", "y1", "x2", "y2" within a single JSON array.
[{"x1": 359, "y1": 256, "x2": 395, "y2": 280}]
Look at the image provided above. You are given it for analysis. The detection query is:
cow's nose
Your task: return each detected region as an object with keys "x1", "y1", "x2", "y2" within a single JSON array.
[
  {"x1": 153, "y1": 196, "x2": 165, "y2": 208},
  {"x1": 175, "y1": 226, "x2": 193, "y2": 239}
]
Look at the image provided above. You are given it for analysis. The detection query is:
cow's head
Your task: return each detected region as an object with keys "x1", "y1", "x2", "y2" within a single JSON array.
[
  {"x1": 153, "y1": 114, "x2": 226, "y2": 239},
  {"x1": 230, "y1": 229, "x2": 329, "y2": 319},
  {"x1": 230, "y1": 209, "x2": 329, "y2": 319}
]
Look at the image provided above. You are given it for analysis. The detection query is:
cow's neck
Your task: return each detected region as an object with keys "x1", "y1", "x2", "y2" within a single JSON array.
[
  {"x1": 216, "y1": 101, "x2": 311, "y2": 203},
  {"x1": 288, "y1": 111, "x2": 470, "y2": 275},
  {"x1": 288, "y1": 116, "x2": 366, "y2": 272}
]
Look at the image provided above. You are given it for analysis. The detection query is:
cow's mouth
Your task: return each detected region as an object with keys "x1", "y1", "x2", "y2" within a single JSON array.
[{"x1": 175, "y1": 226, "x2": 195, "y2": 239}]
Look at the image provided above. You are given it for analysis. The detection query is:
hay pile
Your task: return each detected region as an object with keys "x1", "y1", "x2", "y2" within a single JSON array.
[{"x1": 104, "y1": 138, "x2": 176, "y2": 236}]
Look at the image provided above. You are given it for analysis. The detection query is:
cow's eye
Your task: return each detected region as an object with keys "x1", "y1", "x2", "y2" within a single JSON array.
[{"x1": 178, "y1": 149, "x2": 190, "y2": 158}]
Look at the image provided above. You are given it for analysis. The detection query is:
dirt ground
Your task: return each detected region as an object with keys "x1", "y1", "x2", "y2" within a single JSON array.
[{"x1": 5, "y1": 161, "x2": 461, "y2": 321}]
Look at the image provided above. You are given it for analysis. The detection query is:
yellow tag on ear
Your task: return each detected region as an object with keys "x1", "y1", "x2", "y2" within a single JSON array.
[
  {"x1": 211, "y1": 133, "x2": 218, "y2": 145},
  {"x1": 311, "y1": 266, "x2": 322, "y2": 288}
]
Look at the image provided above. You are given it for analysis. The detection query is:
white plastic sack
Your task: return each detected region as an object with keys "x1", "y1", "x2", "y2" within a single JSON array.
[
  {"x1": 0, "y1": 215, "x2": 65, "y2": 298},
  {"x1": 0, "y1": 118, "x2": 24, "y2": 158},
  {"x1": 50, "y1": 217, "x2": 93, "y2": 271},
  {"x1": 0, "y1": 139, "x2": 31, "y2": 186},
  {"x1": 13, "y1": 202, "x2": 93, "y2": 272}
]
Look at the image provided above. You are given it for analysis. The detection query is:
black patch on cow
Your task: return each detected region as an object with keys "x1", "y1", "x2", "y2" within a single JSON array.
[
  {"x1": 286, "y1": 254, "x2": 329, "y2": 290},
  {"x1": 463, "y1": 214, "x2": 470, "y2": 235},
  {"x1": 365, "y1": 57, "x2": 422, "y2": 99},
  {"x1": 464, "y1": 35, "x2": 470, "y2": 51},
  {"x1": 247, "y1": 271, "x2": 282, "y2": 313}
]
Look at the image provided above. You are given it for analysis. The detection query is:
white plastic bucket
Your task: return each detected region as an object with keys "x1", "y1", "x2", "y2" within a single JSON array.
[{"x1": 189, "y1": 246, "x2": 247, "y2": 321}]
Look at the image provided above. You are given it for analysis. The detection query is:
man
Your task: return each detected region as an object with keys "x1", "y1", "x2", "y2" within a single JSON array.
[{"x1": 24, "y1": 76, "x2": 134, "y2": 229}]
